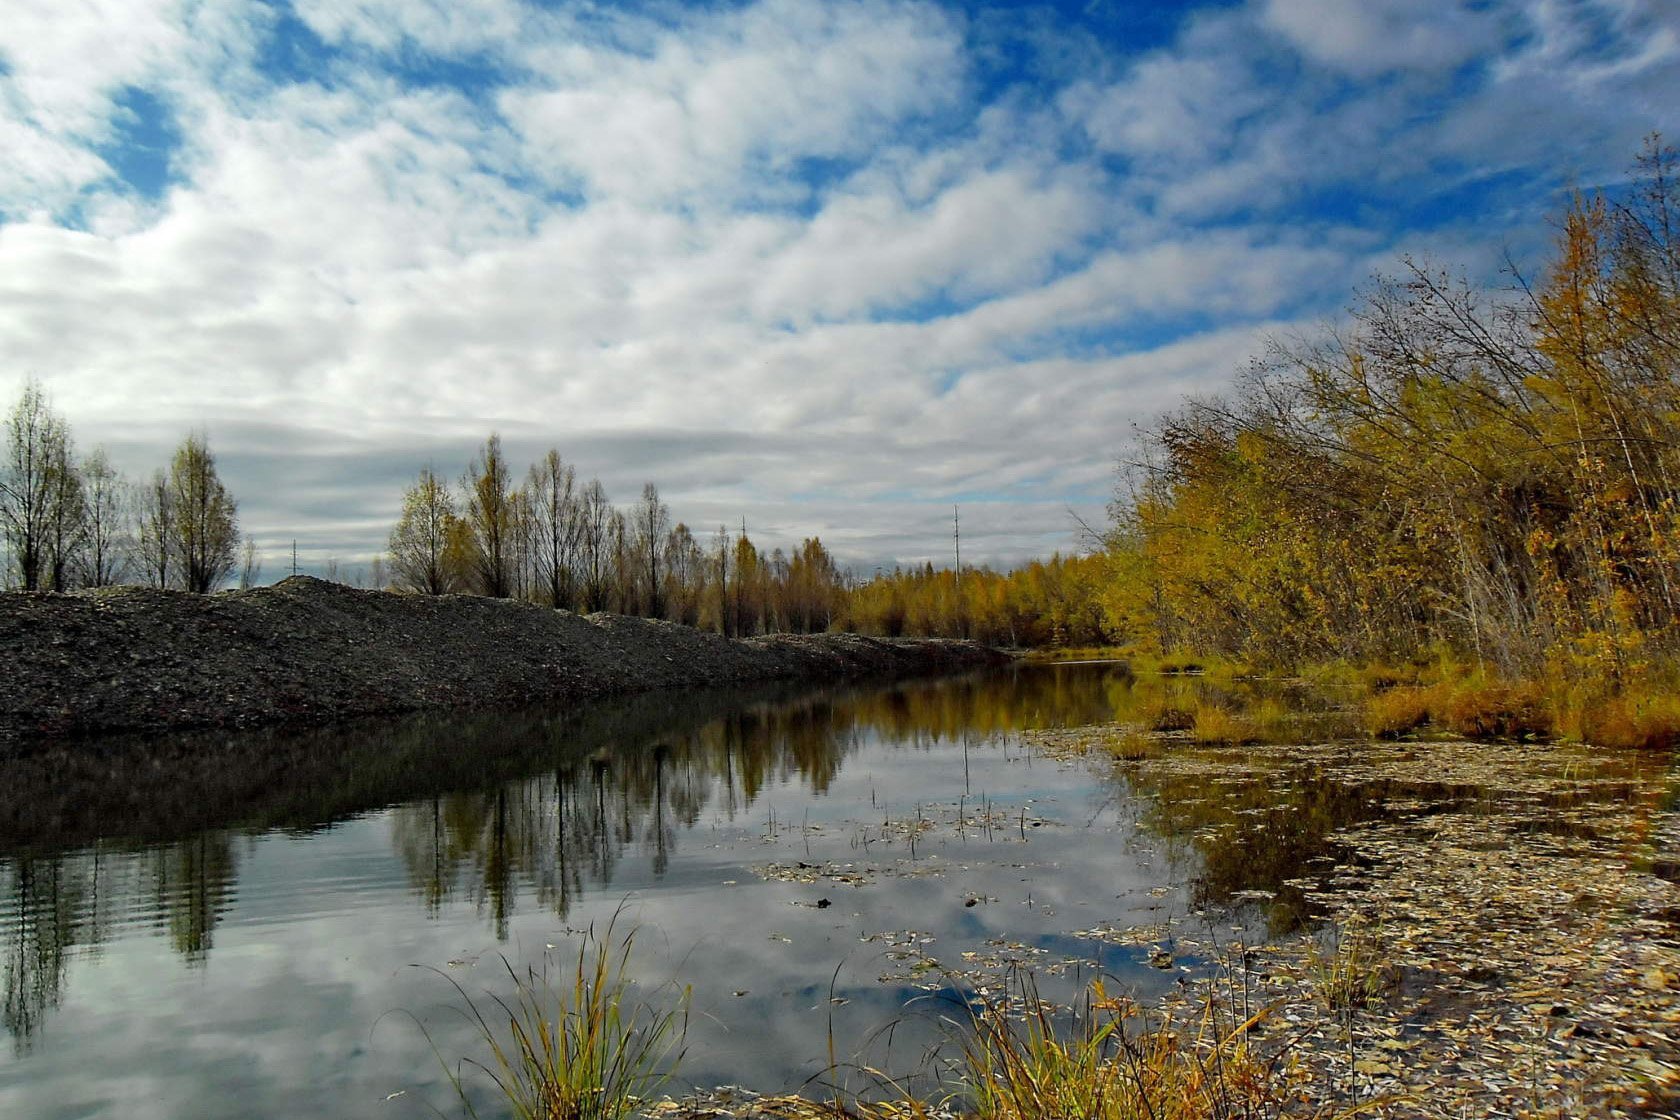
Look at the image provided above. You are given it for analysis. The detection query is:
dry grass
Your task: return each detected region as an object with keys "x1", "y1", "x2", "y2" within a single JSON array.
[
  {"x1": 1304, "y1": 916, "x2": 1397, "y2": 1013},
  {"x1": 1439, "y1": 680, "x2": 1550, "y2": 740},
  {"x1": 1363, "y1": 677, "x2": 1554, "y2": 741},
  {"x1": 1190, "y1": 703, "x2": 1248, "y2": 745},
  {"x1": 432, "y1": 921, "x2": 689, "y2": 1120},
  {"x1": 1145, "y1": 700, "x2": 1197, "y2": 733},
  {"x1": 646, "y1": 964, "x2": 1343, "y2": 1120},
  {"x1": 950, "y1": 972, "x2": 1296, "y2": 1120},
  {"x1": 1104, "y1": 728, "x2": 1164, "y2": 761},
  {"x1": 1556, "y1": 686, "x2": 1680, "y2": 750},
  {"x1": 1019, "y1": 646, "x2": 1131, "y2": 664},
  {"x1": 1363, "y1": 685, "x2": 1437, "y2": 738}
]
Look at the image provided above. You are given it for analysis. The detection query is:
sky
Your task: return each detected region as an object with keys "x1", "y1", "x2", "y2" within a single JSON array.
[{"x1": 0, "y1": 0, "x2": 1676, "y2": 577}]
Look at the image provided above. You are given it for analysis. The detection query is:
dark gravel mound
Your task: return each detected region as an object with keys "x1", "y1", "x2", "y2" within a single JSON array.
[{"x1": 0, "y1": 576, "x2": 1007, "y2": 749}]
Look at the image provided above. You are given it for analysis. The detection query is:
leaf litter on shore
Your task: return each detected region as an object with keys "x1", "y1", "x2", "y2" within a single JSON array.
[
  {"x1": 658, "y1": 732, "x2": 1675, "y2": 1118},
  {"x1": 1027, "y1": 731, "x2": 1680, "y2": 1119}
]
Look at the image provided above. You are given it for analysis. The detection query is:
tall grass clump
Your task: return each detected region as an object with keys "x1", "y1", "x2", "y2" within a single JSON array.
[
  {"x1": 1581, "y1": 691, "x2": 1680, "y2": 750},
  {"x1": 1190, "y1": 702, "x2": 1248, "y2": 745},
  {"x1": 1552, "y1": 675, "x2": 1680, "y2": 750},
  {"x1": 1305, "y1": 916, "x2": 1396, "y2": 1013},
  {"x1": 432, "y1": 921, "x2": 689, "y2": 1120},
  {"x1": 1439, "y1": 678, "x2": 1549, "y2": 740},
  {"x1": 1363, "y1": 685, "x2": 1437, "y2": 738},
  {"x1": 948, "y1": 970, "x2": 1292, "y2": 1120},
  {"x1": 1105, "y1": 728, "x2": 1164, "y2": 761},
  {"x1": 1362, "y1": 670, "x2": 1553, "y2": 741}
]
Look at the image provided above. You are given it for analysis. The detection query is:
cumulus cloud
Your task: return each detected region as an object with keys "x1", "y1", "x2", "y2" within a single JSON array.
[
  {"x1": 0, "y1": 0, "x2": 258, "y2": 211},
  {"x1": 0, "y1": 0, "x2": 1675, "y2": 572},
  {"x1": 1261, "y1": 0, "x2": 1506, "y2": 76},
  {"x1": 503, "y1": 0, "x2": 967, "y2": 206}
]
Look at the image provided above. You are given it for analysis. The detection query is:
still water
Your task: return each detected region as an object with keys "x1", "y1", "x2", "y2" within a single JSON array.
[{"x1": 1, "y1": 663, "x2": 1290, "y2": 1118}]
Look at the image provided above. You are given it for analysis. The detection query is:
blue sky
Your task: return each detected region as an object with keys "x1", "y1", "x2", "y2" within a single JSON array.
[{"x1": 0, "y1": 0, "x2": 1676, "y2": 574}]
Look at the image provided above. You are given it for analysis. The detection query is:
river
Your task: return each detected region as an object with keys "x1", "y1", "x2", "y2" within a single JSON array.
[{"x1": 2, "y1": 661, "x2": 1670, "y2": 1118}]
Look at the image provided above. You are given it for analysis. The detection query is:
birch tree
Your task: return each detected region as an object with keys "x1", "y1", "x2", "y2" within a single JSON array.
[
  {"x1": 168, "y1": 432, "x2": 239, "y2": 593},
  {"x1": 388, "y1": 466, "x2": 458, "y2": 594},
  {"x1": 462, "y1": 434, "x2": 515, "y2": 598},
  {"x1": 1, "y1": 379, "x2": 79, "y2": 590}
]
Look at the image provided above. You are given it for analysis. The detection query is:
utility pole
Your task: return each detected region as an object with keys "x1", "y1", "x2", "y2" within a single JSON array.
[
  {"x1": 291, "y1": 539, "x2": 298, "y2": 577},
  {"x1": 954, "y1": 505, "x2": 965, "y2": 638}
]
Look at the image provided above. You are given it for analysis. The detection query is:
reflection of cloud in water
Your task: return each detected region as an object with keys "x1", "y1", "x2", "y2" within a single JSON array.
[{"x1": 2, "y1": 664, "x2": 1192, "y2": 1116}]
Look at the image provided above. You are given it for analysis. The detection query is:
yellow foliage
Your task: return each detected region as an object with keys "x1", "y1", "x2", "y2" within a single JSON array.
[
  {"x1": 1363, "y1": 685, "x2": 1435, "y2": 738},
  {"x1": 1190, "y1": 703, "x2": 1247, "y2": 745},
  {"x1": 1440, "y1": 679, "x2": 1551, "y2": 740},
  {"x1": 1099, "y1": 141, "x2": 1680, "y2": 740}
]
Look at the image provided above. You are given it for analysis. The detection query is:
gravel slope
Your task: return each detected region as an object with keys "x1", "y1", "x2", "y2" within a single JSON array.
[{"x1": 0, "y1": 576, "x2": 1007, "y2": 748}]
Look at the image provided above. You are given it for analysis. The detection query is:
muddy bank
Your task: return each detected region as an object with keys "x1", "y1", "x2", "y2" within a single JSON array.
[{"x1": 0, "y1": 576, "x2": 1007, "y2": 748}]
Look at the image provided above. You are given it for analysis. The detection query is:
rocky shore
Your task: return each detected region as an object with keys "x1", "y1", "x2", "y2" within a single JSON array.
[{"x1": 0, "y1": 576, "x2": 1008, "y2": 749}]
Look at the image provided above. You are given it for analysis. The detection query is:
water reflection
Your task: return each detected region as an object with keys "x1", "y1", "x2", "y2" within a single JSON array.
[
  {"x1": 0, "y1": 663, "x2": 1138, "y2": 1052},
  {"x1": 2, "y1": 834, "x2": 240, "y2": 1051},
  {"x1": 1118, "y1": 750, "x2": 1666, "y2": 937}
]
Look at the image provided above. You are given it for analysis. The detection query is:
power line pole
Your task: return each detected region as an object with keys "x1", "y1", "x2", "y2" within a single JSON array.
[{"x1": 954, "y1": 504, "x2": 965, "y2": 638}]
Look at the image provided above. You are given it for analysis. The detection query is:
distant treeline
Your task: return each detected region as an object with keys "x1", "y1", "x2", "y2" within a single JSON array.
[
  {"x1": 386, "y1": 440, "x2": 1118, "y2": 646},
  {"x1": 840, "y1": 554, "x2": 1110, "y2": 648},
  {"x1": 385, "y1": 437, "x2": 848, "y2": 636},
  {"x1": 0, "y1": 384, "x2": 1109, "y2": 646}
]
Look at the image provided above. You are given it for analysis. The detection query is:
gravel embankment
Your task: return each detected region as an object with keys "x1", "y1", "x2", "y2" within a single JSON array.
[{"x1": 0, "y1": 576, "x2": 1008, "y2": 749}]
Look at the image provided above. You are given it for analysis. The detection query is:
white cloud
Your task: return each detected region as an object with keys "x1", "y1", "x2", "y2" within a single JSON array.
[
  {"x1": 1067, "y1": 52, "x2": 1265, "y2": 163},
  {"x1": 289, "y1": 0, "x2": 530, "y2": 55},
  {"x1": 0, "y1": 0, "x2": 1676, "y2": 571},
  {"x1": 753, "y1": 165, "x2": 1103, "y2": 322},
  {"x1": 0, "y1": 0, "x2": 259, "y2": 210},
  {"x1": 1261, "y1": 0, "x2": 1504, "y2": 76},
  {"x1": 501, "y1": 0, "x2": 967, "y2": 205}
]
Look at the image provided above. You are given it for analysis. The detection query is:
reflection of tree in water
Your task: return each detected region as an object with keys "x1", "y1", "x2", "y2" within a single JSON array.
[
  {"x1": 391, "y1": 763, "x2": 626, "y2": 937},
  {"x1": 3, "y1": 858, "x2": 82, "y2": 1053},
  {"x1": 150, "y1": 833, "x2": 239, "y2": 962},
  {"x1": 1, "y1": 663, "x2": 1146, "y2": 1039},
  {"x1": 383, "y1": 667, "x2": 1155, "y2": 936},
  {"x1": 2, "y1": 832, "x2": 239, "y2": 1051},
  {"x1": 1120, "y1": 762, "x2": 1485, "y2": 936}
]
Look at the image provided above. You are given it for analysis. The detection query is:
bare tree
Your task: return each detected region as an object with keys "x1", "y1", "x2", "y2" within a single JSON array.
[
  {"x1": 462, "y1": 434, "x2": 515, "y2": 598},
  {"x1": 527, "y1": 449, "x2": 576, "y2": 609},
  {"x1": 575, "y1": 478, "x2": 613, "y2": 611},
  {"x1": 664, "y1": 522, "x2": 705, "y2": 625},
  {"x1": 77, "y1": 447, "x2": 131, "y2": 587},
  {"x1": 608, "y1": 509, "x2": 633, "y2": 613},
  {"x1": 135, "y1": 468, "x2": 174, "y2": 588},
  {"x1": 168, "y1": 432, "x2": 239, "y2": 593},
  {"x1": 712, "y1": 524, "x2": 732, "y2": 635},
  {"x1": 43, "y1": 442, "x2": 85, "y2": 591},
  {"x1": 389, "y1": 466, "x2": 458, "y2": 594},
  {"x1": 238, "y1": 538, "x2": 262, "y2": 589},
  {"x1": 632, "y1": 482, "x2": 670, "y2": 619},
  {"x1": 507, "y1": 485, "x2": 535, "y2": 602},
  {"x1": 0, "y1": 379, "x2": 79, "y2": 590}
]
